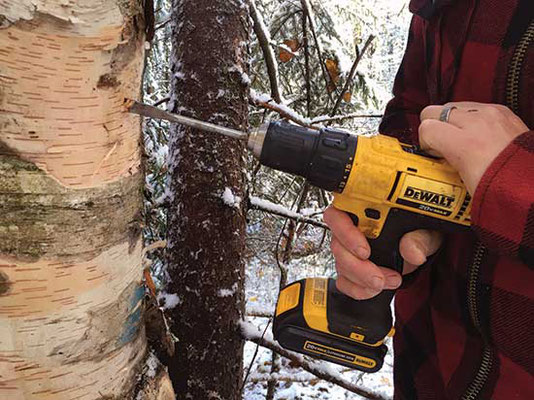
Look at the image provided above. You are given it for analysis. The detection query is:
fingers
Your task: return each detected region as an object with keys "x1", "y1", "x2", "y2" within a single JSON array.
[
  {"x1": 418, "y1": 118, "x2": 463, "y2": 164},
  {"x1": 399, "y1": 230, "x2": 443, "y2": 275},
  {"x1": 336, "y1": 271, "x2": 401, "y2": 300},
  {"x1": 331, "y1": 235, "x2": 403, "y2": 300},
  {"x1": 323, "y1": 206, "x2": 370, "y2": 259},
  {"x1": 325, "y1": 207, "x2": 442, "y2": 301},
  {"x1": 420, "y1": 104, "x2": 479, "y2": 128}
]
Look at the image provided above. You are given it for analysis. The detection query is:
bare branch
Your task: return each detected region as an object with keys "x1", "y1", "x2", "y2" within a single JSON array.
[
  {"x1": 330, "y1": 35, "x2": 375, "y2": 117},
  {"x1": 248, "y1": 0, "x2": 282, "y2": 103},
  {"x1": 155, "y1": 17, "x2": 171, "y2": 32},
  {"x1": 153, "y1": 96, "x2": 170, "y2": 107},
  {"x1": 301, "y1": 0, "x2": 335, "y2": 103},
  {"x1": 246, "y1": 311, "x2": 273, "y2": 318},
  {"x1": 301, "y1": 2, "x2": 311, "y2": 117},
  {"x1": 240, "y1": 321, "x2": 389, "y2": 400}
]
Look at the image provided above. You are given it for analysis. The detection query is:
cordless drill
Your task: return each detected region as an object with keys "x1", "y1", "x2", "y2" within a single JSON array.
[
  {"x1": 248, "y1": 121, "x2": 471, "y2": 372},
  {"x1": 128, "y1": 102, "x2": 472, "y2": 373}
]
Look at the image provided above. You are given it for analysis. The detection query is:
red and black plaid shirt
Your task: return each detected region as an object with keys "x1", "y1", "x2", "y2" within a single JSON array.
[{"x1": 379, "y1": 0, "x2": 534, "y2": 398}]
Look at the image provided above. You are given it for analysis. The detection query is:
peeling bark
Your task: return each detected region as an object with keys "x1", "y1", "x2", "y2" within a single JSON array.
[
  {"x1": 0, "y1": 1, "x2": 173, "y2": 399},
  {"x1": 166, "y1": 0, "x2": 250, "y2": 398},
  {"x1": 0, "y1": 1, "x2": 145, "y2": 189}
]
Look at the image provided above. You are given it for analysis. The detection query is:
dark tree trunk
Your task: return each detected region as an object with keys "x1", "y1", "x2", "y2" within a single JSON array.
[{"x1": 166, "y1": 0, "x2": 249, "y2": 398}]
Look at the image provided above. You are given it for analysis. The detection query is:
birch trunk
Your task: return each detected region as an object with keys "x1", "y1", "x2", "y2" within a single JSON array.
[
  {"x1": 166, "y1": 0, "x2": 249, "y2": 398},
  {"x1": 0, "y1": 1, "x2": 172, "y2": 399}
]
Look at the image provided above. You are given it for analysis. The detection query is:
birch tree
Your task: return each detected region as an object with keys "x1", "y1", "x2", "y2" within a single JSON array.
[{"x1": 0, "y1": 1, "x2": 173, "y2": 399}]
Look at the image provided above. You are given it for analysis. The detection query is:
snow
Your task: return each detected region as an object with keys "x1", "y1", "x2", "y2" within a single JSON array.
[
  {"x1": 218, "y1": 282, "x2": 238, "y2": 297},
  {"x1": 250, "y1": 89, "x2": 271, "y2": 103},
  {"x1": 222, "y1": 187, "x2": 242, "y2": 209},
  {"x1": 157, "y1": 292, "x2": 181, "y2": 309},
  {"x1": 241, "y1": 72, "x2": 252, "y2": 85},
  {"x1": 145, "y1": 352, "x2": 159, "y2": 379},
  {"x1": 250, "y1": 90, "x2": 312, "y2": 126}
]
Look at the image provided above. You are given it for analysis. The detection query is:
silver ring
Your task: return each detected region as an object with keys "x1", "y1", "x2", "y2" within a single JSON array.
[{"x1": 439, "y1": 106, "x2": 457, "y2": 123}]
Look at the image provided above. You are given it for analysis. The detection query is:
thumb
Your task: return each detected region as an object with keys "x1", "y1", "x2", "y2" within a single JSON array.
[{"x1": 399, "y1": 230, "x2": 443, "y2": 275}]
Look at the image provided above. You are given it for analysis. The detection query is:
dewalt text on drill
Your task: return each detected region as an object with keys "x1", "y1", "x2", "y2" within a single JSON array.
[{"x1": 129, "y1": 101, "x2": 472, "y2": 373}]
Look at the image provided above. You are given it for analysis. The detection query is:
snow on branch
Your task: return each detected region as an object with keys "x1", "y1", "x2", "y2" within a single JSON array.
[
  {"x1": 250, "y1": 90, "x2": 317, "y2": 129},
  {"x1": 249, "y1": 371, "x2": 318, "y2": 384},
  {"x1": 240, "y1": 321, "x2": 389, "y2": 400},
  {"x1": 248, "y1": 196, "x2": 327, "y2": 229},
  {"x1": 246, "y1": 303, "x2": 274, "y2": 318},
  {"x1": 311, "y1": 113, "x2": 383, "y2": 124}
]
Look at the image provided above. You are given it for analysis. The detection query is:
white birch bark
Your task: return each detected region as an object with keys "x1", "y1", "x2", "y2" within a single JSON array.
[{"x1": 0, "y1": 1, "x2": 173, "y2": 398}]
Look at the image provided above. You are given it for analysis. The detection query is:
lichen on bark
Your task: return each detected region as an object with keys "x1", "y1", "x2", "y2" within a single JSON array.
[{"x1": 0, "y1": 154, "x2": 143, "y2": 262}]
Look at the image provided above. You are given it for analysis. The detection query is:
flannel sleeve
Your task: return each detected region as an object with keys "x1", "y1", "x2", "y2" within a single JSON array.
[
  {"x1": 471, "y1": 131, "x2": 534, "y2": 267},
  {"x1": 379, "y1": 15, "x2": 430, "y2": 145}
]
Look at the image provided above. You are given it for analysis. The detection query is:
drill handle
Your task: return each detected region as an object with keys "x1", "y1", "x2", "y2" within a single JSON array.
[{"x1": 349, "y1": 208, "x2": 468, "y2": 273}]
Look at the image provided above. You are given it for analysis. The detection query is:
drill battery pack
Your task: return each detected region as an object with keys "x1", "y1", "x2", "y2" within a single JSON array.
[{"x1": 273, "y1": 278, "x2": 393, "y2": 373}]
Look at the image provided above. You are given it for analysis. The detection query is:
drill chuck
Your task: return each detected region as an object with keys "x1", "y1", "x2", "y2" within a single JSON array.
[{"x1": 248, "y1": 121, "x2": 358, "y2": 192}]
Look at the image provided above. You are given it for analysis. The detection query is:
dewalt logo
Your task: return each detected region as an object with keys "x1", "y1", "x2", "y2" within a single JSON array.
[{"x1": 403, "y1": 187, "x2": 455, "y2": 209}]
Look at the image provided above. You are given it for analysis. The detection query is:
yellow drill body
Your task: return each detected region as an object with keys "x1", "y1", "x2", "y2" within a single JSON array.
[{"x1": 333, "y1": 134, "x2": 471, "y2": 239}]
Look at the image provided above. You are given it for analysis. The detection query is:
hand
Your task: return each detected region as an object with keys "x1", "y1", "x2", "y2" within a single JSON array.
[
  {"x1": 323, "y1": 206, "x2": 442, "y2": 300},
  {"x1": 419, "y1": 102, "x2": 529, "y2": 194}
]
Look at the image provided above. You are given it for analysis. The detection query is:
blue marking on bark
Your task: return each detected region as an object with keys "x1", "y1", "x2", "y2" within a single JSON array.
[
  {"x1": 130, "y1": 283, "x2": 145, "y2": 307},
  {"x1": 117, "y1": 284, "x2": 145, "y2": 346}
]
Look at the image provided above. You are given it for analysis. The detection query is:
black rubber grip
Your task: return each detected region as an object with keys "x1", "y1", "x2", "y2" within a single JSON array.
[{"x1": 327, "y1": 209, "x2": 469, "y2": 344}]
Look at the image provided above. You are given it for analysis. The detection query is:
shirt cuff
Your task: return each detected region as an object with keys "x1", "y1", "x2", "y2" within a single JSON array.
[{"x1": 471, "y1": 130, "x2": 534, "y2": 256}]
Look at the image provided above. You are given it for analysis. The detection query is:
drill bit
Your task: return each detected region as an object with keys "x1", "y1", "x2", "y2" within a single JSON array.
[{"x1": 127, "y1": 100, "x2": 249, "y2": 141}]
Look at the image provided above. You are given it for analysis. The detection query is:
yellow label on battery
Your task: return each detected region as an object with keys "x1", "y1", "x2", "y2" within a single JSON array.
[
  {"x1": 275, "y1": 283, "x2": 301, "y2": 316},
  {"x1": 396, "y1": 174, "x2": 462, "y2": 217},
  {"x1": 303, "y1": 341, "x2": 376, "y2": 369}
]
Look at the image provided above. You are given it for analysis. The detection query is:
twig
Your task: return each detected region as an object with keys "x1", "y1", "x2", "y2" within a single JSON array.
[
  {"x1": 153, "y1": 96, "x2": 170, "y2": 107},
  {"x1": 271, "y1": 10, "x2": 303, "y2": 38},
  {"x1": 281, "y1": 183, "x2": 310, "y2": 264},
  {"x1": 241, "y1": 321, "x2": 389, "y2": 400},
  {"x1": 240, "y1": 320, "x2": 272, "y2": 396},
  {"x1": 249, "y1": 374, "x2": 319, "y2": 384},
  {"x1": 330, "y1": 35, "x2": 375, "y2": 117},
  {"x1": 312, "y1": 112, "x2": 383, "y2": 124},
  {"x1": 143, "y1": 240, "x2": 167, "y2": 255},
  {"x1": 144, "y1": 0, "x2": 155, "y2": 42},
  {"x1": 248, "y1": 196, "x2": 328, "y2": 229},
  {"x1": 246, "y1": 311, "x2": 273, "y2": 318},
  {"x1": 301, "y1": 1, "x2": 311, "y2": 116},
  {"x1": 301, "y1": 0, "x2": 335, "y2": 103},
  {"x1": 248, "y1": 0, "x2": 282, "y2": 103},
  {"x1": 155, "y1": 17, "x2": 171, "y2": 32}
]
